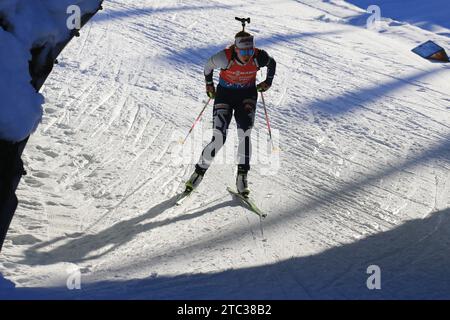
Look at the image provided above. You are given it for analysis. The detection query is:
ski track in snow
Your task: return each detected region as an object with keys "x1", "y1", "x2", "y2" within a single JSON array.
[{"x1": 1, "y1": 0, "x2": 450, "y2": 299}]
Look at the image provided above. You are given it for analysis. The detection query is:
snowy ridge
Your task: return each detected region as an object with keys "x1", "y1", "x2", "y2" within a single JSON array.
[{"x1": 1, "y1": 0, "x2": 450, "y2": 299}]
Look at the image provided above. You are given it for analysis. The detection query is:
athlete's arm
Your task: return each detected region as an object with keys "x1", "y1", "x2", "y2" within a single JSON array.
[
  {"x1": 256, "y1": 50, "x2": 276, "y2": 86},
  {"x1": 204, "y1": 50, "x2": 229, "y2": 85}
]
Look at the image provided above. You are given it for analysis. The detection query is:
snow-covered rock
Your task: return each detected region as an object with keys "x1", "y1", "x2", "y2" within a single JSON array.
[{"x1": 0, "y1": 0, "x2": 102, "y2": 142}]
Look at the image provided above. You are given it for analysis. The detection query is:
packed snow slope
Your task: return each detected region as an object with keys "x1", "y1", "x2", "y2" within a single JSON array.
[{"x1": 1, "y1": 0, "x2": 450, "y2": 299}]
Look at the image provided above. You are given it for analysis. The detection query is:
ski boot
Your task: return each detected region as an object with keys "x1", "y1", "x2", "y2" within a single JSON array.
[
  {"x1": 184, "y1": 168, "x2": 205, "y2": 193},
  {"x1": 236, "y1": 169, "x2": 250, "y2": 198},
  {"x1": 177, "y1": 168, "x2": 206, "y2": 205}
]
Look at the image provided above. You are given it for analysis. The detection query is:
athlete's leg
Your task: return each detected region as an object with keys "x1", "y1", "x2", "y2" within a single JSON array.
[
  {"x1": 234, "y1": 89, "x2": 257, "y2": 173},
  {"x1": 196, "y1": 88, "x2": 233, "y2": 173}
]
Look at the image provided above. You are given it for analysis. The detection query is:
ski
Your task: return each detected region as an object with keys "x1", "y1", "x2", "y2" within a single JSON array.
[
  {"x1": 175, "y1": 189, "x2": 193, "y2": 205},
  {"x1": 227, "y1": 186, "x2": 267, "y2": 218}
]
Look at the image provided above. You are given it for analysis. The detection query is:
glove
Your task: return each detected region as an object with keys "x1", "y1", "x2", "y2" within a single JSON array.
[
  {"x1": 206, "y1": 84, "x2": 216, "y2": 99},
  {"x1": 257, "y1": 81, "x2": 271, "y2": 92}
]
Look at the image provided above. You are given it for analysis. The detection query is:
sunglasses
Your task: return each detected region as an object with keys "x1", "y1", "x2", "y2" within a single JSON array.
[{"x1": 238, "y1": 49, "x2": 255, "y2": 56}]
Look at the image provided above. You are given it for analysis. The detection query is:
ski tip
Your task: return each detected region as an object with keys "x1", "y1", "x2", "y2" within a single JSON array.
[{"x1": 227, "y1": 186, "x2": 247, "y2": 196}]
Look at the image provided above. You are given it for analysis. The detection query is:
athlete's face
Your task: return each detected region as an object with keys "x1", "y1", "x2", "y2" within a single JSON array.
[{"x1": 236, "y1": 47, "x2": 254, "y2": 63}]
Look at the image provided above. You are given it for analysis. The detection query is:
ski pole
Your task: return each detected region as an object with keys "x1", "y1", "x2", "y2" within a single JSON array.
[
  {"x1": 260, "y1": 92, "x2": 275, "y2": 150},
  {"x1": 181, "y1": 98, "x2": 211, "y2": 144}
]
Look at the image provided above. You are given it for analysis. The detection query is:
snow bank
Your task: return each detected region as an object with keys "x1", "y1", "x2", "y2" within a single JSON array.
[
  {"x1": 0, "y1": 0, "x2": 102, "y2": 142},
  {"x1": 0, "y1": 29, "x2": 44, "y2": 142}
]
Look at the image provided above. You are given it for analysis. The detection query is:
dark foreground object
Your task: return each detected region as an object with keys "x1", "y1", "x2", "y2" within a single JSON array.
[{"x1": 0, "y1": 138, "x2": 28, "y2": 252}]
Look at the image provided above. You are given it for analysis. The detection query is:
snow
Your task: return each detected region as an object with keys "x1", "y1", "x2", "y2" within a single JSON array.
[
  {"x1": 0, "y1": 0, "x2": 102, "y2": 142},
  {"x1": 1, "y1": 0, "x2": 450, "y2": 299},
  {"x1": 346, "y1": 0, "x2": 450, "y2": 36},
  {"x1": 0, "y1": 29, "x2": 43, "y2": 142}
]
